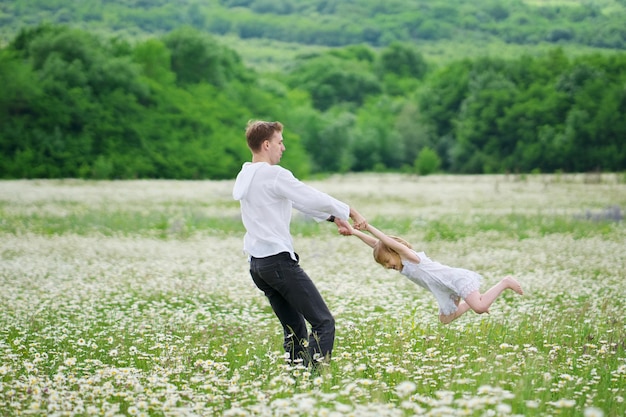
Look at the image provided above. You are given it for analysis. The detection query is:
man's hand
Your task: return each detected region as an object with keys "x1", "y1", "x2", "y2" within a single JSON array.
[{"x1": 335, "y1": 218, "x2": 352, "y2": 236}]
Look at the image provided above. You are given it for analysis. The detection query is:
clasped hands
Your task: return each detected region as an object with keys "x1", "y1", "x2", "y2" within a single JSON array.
[{"x1": 335, "y1": 216, "x2": 366, "y2": 236}]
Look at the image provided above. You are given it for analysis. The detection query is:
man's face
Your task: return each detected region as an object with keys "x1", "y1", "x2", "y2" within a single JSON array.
[{"x1": 267, "y1": 132, "x2": 285, "y2": 165}]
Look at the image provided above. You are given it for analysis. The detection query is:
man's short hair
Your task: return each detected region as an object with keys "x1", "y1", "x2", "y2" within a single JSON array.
[{"x1": 245, "y1": 120, "x2": 283, "y2": 152}]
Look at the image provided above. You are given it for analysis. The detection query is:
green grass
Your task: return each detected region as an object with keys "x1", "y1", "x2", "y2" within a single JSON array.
[
  {"x1": 421, "y1": 213, "x2": 619, "y2": 241},
  {"x1": 0, "y1": 204, "x2": 244, "y2": 238},
  {"x1": 0, "y1": 204, "x2": 618, "y2": 240}
]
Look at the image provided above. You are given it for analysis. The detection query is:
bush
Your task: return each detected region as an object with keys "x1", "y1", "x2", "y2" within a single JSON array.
[{"x1": 414, "y1": 146, "x2": 441, "y2": 175}]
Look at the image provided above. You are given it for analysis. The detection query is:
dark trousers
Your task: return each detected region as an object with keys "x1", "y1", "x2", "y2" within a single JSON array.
[{"x1": 250, "y1": 252, "x2": 335, "y2": 366}]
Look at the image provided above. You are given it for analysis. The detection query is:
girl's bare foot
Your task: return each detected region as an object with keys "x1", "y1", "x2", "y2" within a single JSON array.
[{"x1": 503, "y1": 276, "x2": 524, "y2": 295}]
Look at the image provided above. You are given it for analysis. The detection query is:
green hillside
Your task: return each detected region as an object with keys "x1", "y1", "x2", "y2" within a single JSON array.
[
  {"x1": 1, "y1": 0, "x2": 625, "y2": 70},
  {"x1": 1, "y1": 0, "x2": 625, "y2": 179}
]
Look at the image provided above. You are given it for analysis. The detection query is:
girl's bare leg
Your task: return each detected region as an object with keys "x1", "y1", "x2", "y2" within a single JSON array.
[
  {"x1": 439, "y1": 300, "x2": 471, "y2": 324},
  {"x1": 464, "y1": 276, "x2": 523, "y2": 315}
]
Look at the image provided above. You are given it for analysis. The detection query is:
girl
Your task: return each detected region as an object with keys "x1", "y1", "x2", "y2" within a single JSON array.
[{"x1": 346, "y1": 223, "x2": 523, "y2": 324}]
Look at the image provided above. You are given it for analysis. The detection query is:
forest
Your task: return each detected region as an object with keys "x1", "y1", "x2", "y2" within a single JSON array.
[
  {"x1": 2, "y1": 0, "x2": 626, "y2": 51},
  {"x1": 0, "y1": 0, "x2": 625, "y2": 179}
]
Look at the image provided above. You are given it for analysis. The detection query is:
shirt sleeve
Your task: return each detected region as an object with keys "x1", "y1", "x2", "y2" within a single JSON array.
[
  {"x1": 292, "y1": 203, "x2": 331, "y2": 222},
  {"x1": 274, "y1": 168, "x2": 350, "y2": 220}
]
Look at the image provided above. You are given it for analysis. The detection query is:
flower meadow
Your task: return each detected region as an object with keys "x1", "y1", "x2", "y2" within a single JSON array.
[{"x1": 1, "y1": 173, "x2": 625, "y2": 417}]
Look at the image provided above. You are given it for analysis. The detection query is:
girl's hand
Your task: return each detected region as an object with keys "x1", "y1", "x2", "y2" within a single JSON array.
[{"x1": 349, "y1": 208, "x2": 367, "y2": 230}]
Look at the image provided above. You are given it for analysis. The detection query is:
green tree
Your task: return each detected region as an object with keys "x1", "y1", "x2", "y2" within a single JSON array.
[
  {"x1": 0, "y1": 49, "x2": 42, "y2": 157},
  {"x1": 417, "y1": 60, "x2": 471, "y2": 147},
  {"x1": 350, "y1": 96, "x2": 405, "y2": 171},
  {"x1": 452, "y1": 65, "x2": 519, "y2": 173},
  {"x1": 301, "y1": 108, "x2": 355, "y2": 173},
  {"x1": 415, "y1": 146, "x2": 441, "y2": 175},
  {"x1": 163, "y1": 27, "x2": 252, "y2": 87},
  {"x1": 132, "y1": 38, "x2": 176, "y2": 85},
  {"x1": 3, "y1": 26, "x2": 132, "y2": 177},
  {"x1": 287, "y1": 53, "x2": 382, "y2": 111},
  {"x1": 394, "y1": 100, "x2": 437, "y2": 168},
  {"x1": 377, "y1": 42, "x2": 428, "y2": 96},
  {"x1": 377, "y1": 42, "x2": 428, "y2": 79}
]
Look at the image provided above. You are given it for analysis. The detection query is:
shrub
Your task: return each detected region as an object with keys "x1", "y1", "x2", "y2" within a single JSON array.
[{"x1": 414, "y1": 146, "x2": 441, "y2": 175}]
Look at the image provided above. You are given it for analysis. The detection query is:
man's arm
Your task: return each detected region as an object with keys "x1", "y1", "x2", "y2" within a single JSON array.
[
  {"x1": 278, "y1": 168, "x2": 367, "y2": 228},
  {"x1": 278, "y1": 170, "x2": 351, "y2": 221}
]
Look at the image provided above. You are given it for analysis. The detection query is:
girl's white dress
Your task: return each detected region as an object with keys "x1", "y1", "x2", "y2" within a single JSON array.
[{"x1": 401, "y1": 250, "x2": 482, "y2": 315}]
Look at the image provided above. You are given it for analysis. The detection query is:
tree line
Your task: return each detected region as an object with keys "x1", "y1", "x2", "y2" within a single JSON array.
[
  {"x1": 2, "y1": 0, "x2": 625, "y2": 50},
  {"x1": 1, "y1": 24, "x2": 625, "y2": 179}
]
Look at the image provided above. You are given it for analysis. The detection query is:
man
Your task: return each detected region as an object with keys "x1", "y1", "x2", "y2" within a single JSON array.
[{"x1": 232, "y1": 120, "x2": 367, "y2": 367}]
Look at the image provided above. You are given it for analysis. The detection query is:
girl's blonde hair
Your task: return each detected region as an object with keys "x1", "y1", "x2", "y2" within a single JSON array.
[{"x1": 372, "y1": 236, "x2": 412, "y2": 266}]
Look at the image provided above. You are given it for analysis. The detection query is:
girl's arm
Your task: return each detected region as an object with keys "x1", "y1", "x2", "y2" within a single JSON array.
[
  {"x1": 336, "y1": 219, "x2": 378, "y2": 248},
  {"x1": 366, "y1": 224, "x2": 421, "y2": 263},
  {"x1": 351, "y1": 228, "x2": 378, "y2": 248}
]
